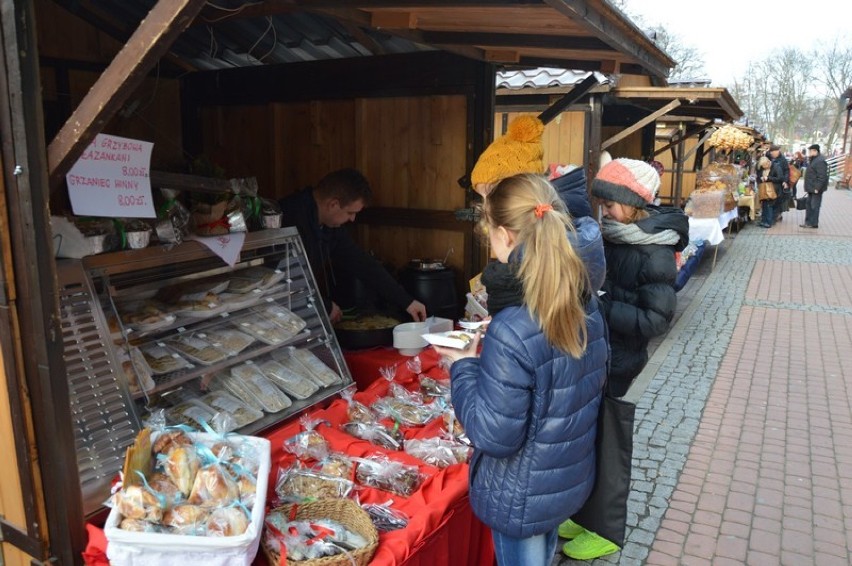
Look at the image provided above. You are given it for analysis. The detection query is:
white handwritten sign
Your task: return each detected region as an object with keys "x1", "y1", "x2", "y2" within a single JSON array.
[
  {"x1": 188, "y1": 232, "x2": 246, "y2": 267},
  {"x1": 66, "y1": 133, "x2": 155, "y2": 218}
]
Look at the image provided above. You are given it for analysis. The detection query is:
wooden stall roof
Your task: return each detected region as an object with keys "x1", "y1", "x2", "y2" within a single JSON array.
[
  {"x1": 57, "y1": 0, "x2": 674, "y2": 77},
  {"x1": 613, "y1": 87, "x2": 743, "y2": 122}
]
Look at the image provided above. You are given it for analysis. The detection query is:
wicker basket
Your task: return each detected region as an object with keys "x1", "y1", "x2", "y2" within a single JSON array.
[{"x1": 262, "y1": 499, "x2": 379, "y2": 566}]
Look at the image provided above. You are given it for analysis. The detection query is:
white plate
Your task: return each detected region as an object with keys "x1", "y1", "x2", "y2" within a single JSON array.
[{"x1": 421, "y1": 331, "x2": 477, "y2": 350}]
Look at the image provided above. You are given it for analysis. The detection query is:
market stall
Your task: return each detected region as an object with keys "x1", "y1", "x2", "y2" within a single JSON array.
[{"x1": 0, "y1": 1, "x2": 677, "y2": 565}]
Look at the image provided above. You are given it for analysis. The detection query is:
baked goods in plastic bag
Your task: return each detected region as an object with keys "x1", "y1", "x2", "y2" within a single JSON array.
[
  {"x1": 354, "y1": 455, "x2": 423, "y2": 497},
  {"x1": 118, "y1": 346, "x2": 156, "y2": 395},
  {"x1": 317, "y1": 453, "x2": 354, "y2": 479},
  {"x1": 162, "y1": 504, "x2": 209, "y2": 535},
  {"x1": 236, "y1": 316, "x2": 296, "y2": 346},
  {"x1": 404, "y1": 437, "x2": 472, "y2": 468},
  {"x1": 282, "y1": 415, "x2": 330, "y2": 461},
  {"x1": 341, "y1": 385, "x2": 375, "y2": 423},
  {"x1": 372, "y1": 396, "x2": 439, "y2": 427},
  {"x1": 419, "y1": 376, "x2": 451, "y2": 401},
  {"x1": 152, "y1": 430, "x2": 193, "y2": 456},
  {"x1": 257, "y1": 359, "x2": 318, "y2": 400},
  {"x1": 113, "y1": 484, "x2": 165, "y2": 523},
  {"x1": 206, "y1": 506, "x2": 250, "y2": 537},
  {"x1": 274, "y1": 466, "x2": 354, "y2": 503},
  {"x1": 341, "y1": 421, "x2": 404, "y2": 451},
  {"x1": 360, "y1": 500, "x2": 409, "y2": 532},
  {"x1": 264, "y1": 514, "x2": 369, "y2": 561},
  {"x1": 164, "y1": 445, "x2": 201, "y2": 496},
  {"x1": 188, "y1": 464, "x2": 240, "y2": 507}
]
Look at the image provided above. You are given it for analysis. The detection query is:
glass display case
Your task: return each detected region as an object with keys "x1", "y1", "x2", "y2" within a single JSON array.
[{"x1": 57, "y1": 227, "x2": 352, "y2": 515}]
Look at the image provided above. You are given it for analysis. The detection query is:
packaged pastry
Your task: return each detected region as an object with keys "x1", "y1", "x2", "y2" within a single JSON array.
[
  {"x1": 275, "y1": 466, "x2": 355, "y2": 503},
  {"x1": 361, "y1": 501, "x2": 409, "y2": 532},
  {"x1": 257, "y1": 359, "x2": 318, "y2": 400},
  {"x1": 188, "y1": 464, "x2": 240, "y2": 508},
  {"x1": 118, "y1": 518, "x2": 167, "y2": 533},
  {"x1": 236, "y1": 316, "x2": 295, "y2": 346},
  {"x1": 140, "y1": 344, "x2": 192, "y2": 375},
  {"x1": 206, "y1": 372, "x2": 265, "y2": 414},
  {"x1": 167, "y1": 400, "x2": 217, "y2": 430},
  {"x1": 354, "y1": 455, "x2": 423, "y2": 497},
  {"x1": 443, "y1": 409, "x2": 466, "y2": 440},
  {"x1": 317, "y1": 453, "x2": 354, "y2": 479},
  {"x1": 217, "y1": 291, "x2": 259, "y2": 311},
  {"x1": 113, "y1": 484, "x2": 165, "y2": 522},
  {"x1": 240, "y1": 266, "x2": 287, "y2": 290},
  {"x1": 164, "y1": 445, "x2": 201, "y2": 496},
  {"x1": 341, "y1": 386, "x2": 375, "y2": 424},
  {"x1": 206, "y1": 506, "x2": 250, "y2": 537},
  {"x1": 165, "y1": 334, "x2": 228, "y2": 366},
  {"x1": 273, "y1": 347, "x2": 340, "y2": 388},
  {"x1": 228, "y1": 364, "x2": 293, "y2": 413},
  {"x1": 419, "y1": 376, "x2": 451, "y2": 400},
  {"x1": 199, "y1": 390, "x2": 263, "y2": 430},
  {"x1": 118, "y1": 346, "x2": 156, "y2": 394},
  {"x1": 403, "y1": 438, "x2": 472, "y2": 468},
  {"x1": 174, "y1": 292, "x2": 225, "y2": 319},
  {"x1": 389, "y1": 382, "x2": 425, "y2": 406},
  {"x1": 152, "y1": 430, "x2": 193, "y2": 456},
  {"x1": 162, "y1": 504, "x2": 209, "y2": 535},
  {"x1": 201, "y1": 327, "x2": 256, "y2": 356},
  {"x1": 341, "y1": 421, "x2": 403, "y2": 451},
  {"x1": 158, "y1": 278, "x2": 229, "y2": 304},
  {"x1": 263, "y1": 515, "x2": 368, "y2": 562},
  {"x1": 372, "y1": 397, "x2": 439, "y2": 427},
  {"x1": 252, "y1": 305, "x2": 306, "y2": 336},
  {"x1": 283, "y1": 415, "x2": 330, "y2": 461},
  {"x1": 117, "y1": 300, "x2": 176, "y2": 332}
]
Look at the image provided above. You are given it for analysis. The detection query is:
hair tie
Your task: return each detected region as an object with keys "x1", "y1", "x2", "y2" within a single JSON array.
[{"x1": 534, "y1": 203, "x2": 553, "y2": 219}]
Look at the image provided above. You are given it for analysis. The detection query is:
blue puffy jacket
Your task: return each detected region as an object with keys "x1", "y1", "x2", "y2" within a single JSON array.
[
  {"x1": 553, "y1": 167, "x2": 606, "y2": 292},
  {"x1": 450, "y1": 297, "x2": 608, "y2": 538}
]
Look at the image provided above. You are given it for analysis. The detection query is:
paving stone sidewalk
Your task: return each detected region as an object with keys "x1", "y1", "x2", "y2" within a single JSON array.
[{"x1": 555, "y1": 189, "x2": 852, "y2": 565}]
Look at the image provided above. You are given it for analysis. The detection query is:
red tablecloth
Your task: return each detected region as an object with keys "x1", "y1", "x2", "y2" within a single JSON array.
[{"x1": 84, "y1": 349, "x2": 494, "y2": 566}]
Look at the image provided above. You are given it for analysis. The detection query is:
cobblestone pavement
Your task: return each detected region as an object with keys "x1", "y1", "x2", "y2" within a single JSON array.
[{"x1": 555, "y1": 189, "x2": 852, "y2": 565}]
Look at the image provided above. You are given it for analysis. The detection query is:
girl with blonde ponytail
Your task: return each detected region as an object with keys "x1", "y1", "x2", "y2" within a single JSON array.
[{"x1": 436, "y1": 173, "x2": 608, "y2": 566}]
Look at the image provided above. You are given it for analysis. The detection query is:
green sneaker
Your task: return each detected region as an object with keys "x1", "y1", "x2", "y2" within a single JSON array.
[
  {"x1": 561, "y1": 530, "x2": 620, "y2": 560},
  {"x1": 557, "y1": 519, "x2": 585, "y2": 540}
]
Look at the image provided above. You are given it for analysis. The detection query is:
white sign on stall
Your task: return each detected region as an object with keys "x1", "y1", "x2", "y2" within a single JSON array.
[
  {"x1": 188, "y1": 232, "x2": 246, "y2": 267},
  {"x1": 66, "y1": 133, "x2": 156, "y2": 218}
]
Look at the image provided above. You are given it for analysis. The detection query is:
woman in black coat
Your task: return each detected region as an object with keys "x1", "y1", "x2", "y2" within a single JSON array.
[{"x1": 590, "y1": 158, "x2": 689, "y2": 398}]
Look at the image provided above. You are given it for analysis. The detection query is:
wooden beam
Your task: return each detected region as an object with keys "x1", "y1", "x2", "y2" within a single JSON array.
[
  {"x1": 599, "y1": 59, "x2": 618, "y2": 74},
  {"x1": 543, "y1": 0, "x2": 672, "y2": 78},
  {"x1": 47, "y1": 0, "x2": 206, "y2": 189},
  {"x1": 484, "y1": 49, "x2": 519, "y2": 63},
  {"x1": 601, "y1": 98, "x2": 681, "y2": 151},
  {"x1": 419, "y1": 31, "x2": 615, "y2": 51},
  {"x1": 681, "y1": 128, "x2": 715, "y2": 163},
  {"x1": 370, "y1": 11, "x2": 418, "y2": 29}
]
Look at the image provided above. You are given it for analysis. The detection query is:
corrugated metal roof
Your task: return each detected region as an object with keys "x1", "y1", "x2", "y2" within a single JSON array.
[
  {"x1": 84, "y1": 0, "x2": 431, "y2": 71},
  {"x1": 496, "y1": 68, "x2": 609, "y2": 90}
]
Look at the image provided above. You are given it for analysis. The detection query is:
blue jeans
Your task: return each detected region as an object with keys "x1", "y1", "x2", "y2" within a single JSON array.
[
  {"x1": 761, "y1": 199, "x2": 775, "y2": 226},
  {"x1": 492, "y1": 528, "x2": 559, "y2": 566}
]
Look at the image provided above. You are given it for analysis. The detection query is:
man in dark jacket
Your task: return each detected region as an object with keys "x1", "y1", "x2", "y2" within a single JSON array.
[
  {"x1": 801, "y1": 144, "x2": 829, "y2": 229},
  {"x1": 767, "y1": 145, "x2": 790, "y2": 222},
  {"x1": 280, "y1": 168, "x2": 426, "y2": 323}
]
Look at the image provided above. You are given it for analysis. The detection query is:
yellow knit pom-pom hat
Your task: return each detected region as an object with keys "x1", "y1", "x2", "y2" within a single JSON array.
[{"x1": 470, "y1": 115, "x2": 545, "y2": 186}]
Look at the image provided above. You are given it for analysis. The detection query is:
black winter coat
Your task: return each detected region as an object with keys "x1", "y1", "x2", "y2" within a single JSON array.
[
  {"x1": 804, "y1": 153, "x2": 829, "y2": 194},
  {"x1": 768, "y1": 154, "x2": 790, "y2": 193},
  {"x1": 280, "y1": 188, "x2": 413, "y2": 311},
  {"x1": 599, "y1": 207, "x2": 689, "y2": 395}
]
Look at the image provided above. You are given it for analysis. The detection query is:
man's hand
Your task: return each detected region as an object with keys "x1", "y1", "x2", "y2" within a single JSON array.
[
  {"x1": 329, "y1": 302, "x2": 343, "y2": 324},
  {"x1": 406, "y1": 300, "x2": 427, "y2": 322},
  {"x1": 434, "y1": 332, "x2": 482, "y2": 363}
]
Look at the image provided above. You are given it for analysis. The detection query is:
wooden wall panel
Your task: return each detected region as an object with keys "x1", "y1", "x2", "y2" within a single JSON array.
[
  {"x1": 352, "y1": 224, "x2": 466, "y2": 284},
  {"x1": 655, "y1": 135, "x2": 705, "y2": 202},
  {"x1": 35, "y1": 0, "x2": 123, "y2": 64},
  {"x1": 67, "y1": 71, "x2": 184, "y2": 170},
  {"x1": 495, "y1": 110, "x2": 587, "y2": 168},
  {"x1": 356, "y1": 96, "x2": 467, "y2": 210},
  {"x1": 602, "y1": 126, "x2": 642, "y2": 159}
]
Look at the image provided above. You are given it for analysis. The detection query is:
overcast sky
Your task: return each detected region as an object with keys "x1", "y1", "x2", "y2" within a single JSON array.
[{"x1": 625, "y1": 0, "x2": 851, "y2": 87}]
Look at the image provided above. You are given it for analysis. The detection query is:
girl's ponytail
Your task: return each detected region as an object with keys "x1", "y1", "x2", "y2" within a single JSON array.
[{"x1": 484, "y1": 174, "x2": 590, "y2": 357}]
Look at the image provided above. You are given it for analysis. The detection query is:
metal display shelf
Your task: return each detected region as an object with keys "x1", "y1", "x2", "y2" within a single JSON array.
[{"x1": 58, "y1": 227, "x2": 352, "y2": 516}]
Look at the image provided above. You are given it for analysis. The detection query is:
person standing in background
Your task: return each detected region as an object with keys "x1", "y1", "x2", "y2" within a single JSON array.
[
  {"x1": 767, "y1": 145, "x2": 790, "y2": 222},
  {"x1": 801, "y1": 144, "x2": 829, "y2": 229}
]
